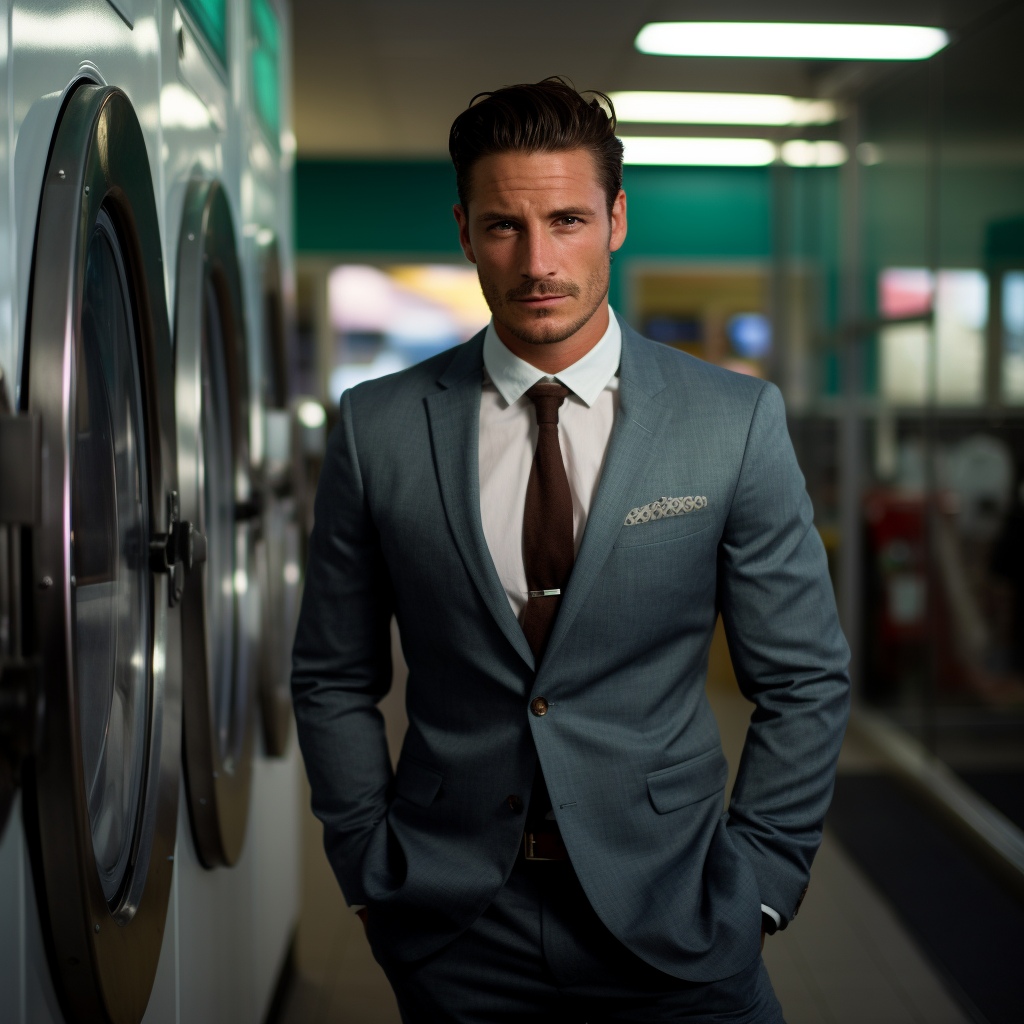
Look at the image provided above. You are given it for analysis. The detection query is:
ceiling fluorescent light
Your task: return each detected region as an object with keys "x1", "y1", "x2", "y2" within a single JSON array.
[
  {"x1": 780, "y1": 140, "x2": 848, "y2": 167},
  {"x1": 621, "y1": 136, "x2": 776, "y2": 166},
  {"x1": 635, "y1": 22, "x2": 949, "y2": 61},
  {"x1": 610, "y1": 91, "x2": 837, "y2": 126}
]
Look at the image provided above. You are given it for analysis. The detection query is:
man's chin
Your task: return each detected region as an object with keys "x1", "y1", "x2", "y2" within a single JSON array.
[{"x1": 499, "y1": 312, "x2": 581, "y2": 347}]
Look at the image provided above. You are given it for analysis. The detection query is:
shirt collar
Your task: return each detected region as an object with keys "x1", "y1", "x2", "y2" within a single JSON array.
[{"x1": 482, "y1": 309, "x2": 621, "y2": 408}]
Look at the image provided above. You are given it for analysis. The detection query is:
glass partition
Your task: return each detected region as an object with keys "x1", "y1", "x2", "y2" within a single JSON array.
[{"x1": 775, "y1": 2, "x2": 1024, "y2": 827}]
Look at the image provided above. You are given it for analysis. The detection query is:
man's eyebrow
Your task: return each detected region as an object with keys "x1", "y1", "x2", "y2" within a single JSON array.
[
  {"x1": 475, "y1": 206, "x2": 598, "y2": 222},
  {"x1": 549, "y1": 206, "x2": 597, "y2": 218}
]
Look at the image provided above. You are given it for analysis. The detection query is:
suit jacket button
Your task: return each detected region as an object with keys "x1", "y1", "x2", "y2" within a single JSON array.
[
  {"x1": 530, "y1": 697, "x2": 549, "y2": 717},
  {"x1": 507, "y1": 794, "x2": 523, "y2": 814}
]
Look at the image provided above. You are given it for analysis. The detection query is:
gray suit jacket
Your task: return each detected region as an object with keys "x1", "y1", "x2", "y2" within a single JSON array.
[{"x1": 291, "y1": 316, "x2": 850, "y2": 982}]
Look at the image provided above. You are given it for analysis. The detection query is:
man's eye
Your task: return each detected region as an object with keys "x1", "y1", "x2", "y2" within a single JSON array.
[
  {"x1": 559, "y1": 216, "x2": 581, "y2": 226},
  {"x1": 491, "y1": 221, "x2": 516, "y2": 231}
]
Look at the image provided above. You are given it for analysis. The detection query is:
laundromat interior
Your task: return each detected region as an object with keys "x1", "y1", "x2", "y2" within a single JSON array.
[{"x1": 2, "y1": 2, "x2": 1024, "y2": 1023}]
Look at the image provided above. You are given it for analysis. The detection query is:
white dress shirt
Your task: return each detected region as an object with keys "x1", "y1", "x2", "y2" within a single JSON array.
[
  {"x1": 476, "y1": 312, "x2": 782, "y2": 932},
  {"x1": 479, "y1": 312, "x2": 621, "y2": 620}
]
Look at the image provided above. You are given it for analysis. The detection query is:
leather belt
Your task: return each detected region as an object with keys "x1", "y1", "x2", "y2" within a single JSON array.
[{"x1": 523, "y1": 830, "x2": 570, "y2": 862}]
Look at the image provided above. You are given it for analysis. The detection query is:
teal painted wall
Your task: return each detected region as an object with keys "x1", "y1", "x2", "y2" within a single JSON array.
[
  {"x1": 299, "y1": 158, "x2": 774, "y2": 288},
  {"x1": 616, "y1": 165, "x2": 771, "y2": 257},
  {"x1": 294, "y1": 160, "x2": 774, "y2": 311},
  {"x1": 295, "y1": 161, "x2": 464, "y2": 256},
  {"x1": 294, "y1": 159, "x2": 773, "y2": 255}
]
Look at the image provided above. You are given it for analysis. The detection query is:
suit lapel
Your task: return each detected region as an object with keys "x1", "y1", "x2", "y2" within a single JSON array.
[
  {"x1": 541, "y1": 322, "x2": 671, "y2": 666},
  {"x1": 425, "y1": 335, "x2": 536, "y2": 672}
]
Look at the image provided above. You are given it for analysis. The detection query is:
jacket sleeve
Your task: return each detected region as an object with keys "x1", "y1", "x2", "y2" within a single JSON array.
[
  {"x1": 718, "y1": 381, "x2": 851, "y2": 927},
  {"x1": 291, "y1": 388, "x2": 394, "y2": 906}
]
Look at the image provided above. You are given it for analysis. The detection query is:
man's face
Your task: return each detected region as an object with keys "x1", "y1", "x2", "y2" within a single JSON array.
[{"x1": 454, "y1": 149, "x2": 627, "y2": 346}]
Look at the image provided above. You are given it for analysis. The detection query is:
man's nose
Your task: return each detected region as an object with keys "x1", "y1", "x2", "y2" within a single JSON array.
[{"x1": 520, "y1": 228, "x2": 557, "y2": 281}]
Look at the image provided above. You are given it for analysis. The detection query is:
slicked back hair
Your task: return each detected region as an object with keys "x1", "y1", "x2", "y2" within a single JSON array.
[{"x1": 449, "y1": 77, "x2": 624, "y2": 215}]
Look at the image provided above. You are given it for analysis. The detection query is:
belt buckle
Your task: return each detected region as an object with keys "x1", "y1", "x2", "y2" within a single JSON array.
[{"x1": 522, "y1": 831, "x2": 566, "y2": 862}]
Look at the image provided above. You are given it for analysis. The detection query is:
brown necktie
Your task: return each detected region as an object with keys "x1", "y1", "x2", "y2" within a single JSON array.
[{"x1": 521, "y1": 381, "x2": 574, "y2": 660}]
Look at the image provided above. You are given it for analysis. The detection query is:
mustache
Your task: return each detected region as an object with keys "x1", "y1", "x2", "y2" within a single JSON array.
[{"x1": 505, "y1": 279, "x2": 581, "y2": 302}]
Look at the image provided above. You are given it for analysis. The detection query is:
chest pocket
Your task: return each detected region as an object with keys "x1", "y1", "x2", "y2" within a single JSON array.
[{"x1": 613, "y1": 510, "x2": 715, "y2": 549}]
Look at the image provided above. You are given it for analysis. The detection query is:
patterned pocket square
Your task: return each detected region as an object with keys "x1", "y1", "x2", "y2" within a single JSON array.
[{"x1": 623, "y1": 495, "x2": 708, "y2": 526}]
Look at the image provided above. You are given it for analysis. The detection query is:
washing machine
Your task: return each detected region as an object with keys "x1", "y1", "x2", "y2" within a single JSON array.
[
  {"x1": 0, "y1": 62, "x2": 189, "y2": 1024},
  {"x1": 0, "y1": 2, "x2": 300, "y2": 1023}
]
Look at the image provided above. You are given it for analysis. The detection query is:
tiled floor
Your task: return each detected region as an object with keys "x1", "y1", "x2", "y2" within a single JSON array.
[
  {"x1": 280, "y1": 623, "x2": 970, "y2": 1023},
  {"x1": 761, "y1": 832, "x2": 969, "y2": 1024}
]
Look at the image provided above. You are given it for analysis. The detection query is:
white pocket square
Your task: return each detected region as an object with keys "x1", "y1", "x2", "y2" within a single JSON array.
[{"x1": 624, "y1": 495, "x2": 707, "y2": 526}]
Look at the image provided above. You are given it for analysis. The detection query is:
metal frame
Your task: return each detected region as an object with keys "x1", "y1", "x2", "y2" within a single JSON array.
[
  {"x1": 176, "y1": 178, "x2": 259, "y2": 867},
  {"x1": 22, "y1": 84, "x2": 181, "y2": 1024}
]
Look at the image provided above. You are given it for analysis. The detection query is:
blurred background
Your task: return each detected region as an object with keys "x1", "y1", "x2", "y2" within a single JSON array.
[
  {"x1": 283, "y1": 3, "x2": 1024, "y2": 1023},
  {"x1": 5, "y1": 3, "x2": 1022, "y2": 1024}
]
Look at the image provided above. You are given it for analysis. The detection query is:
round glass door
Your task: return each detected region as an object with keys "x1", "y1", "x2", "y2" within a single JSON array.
[
  {"x1": 73, "y1": 209, "x2": 151, "y2": 907},
  {"x1": 201, "y1": 279, "x2": 236, "y2": 762},
  {"x1": 176, "y1": 178, "x2": 257, "y2": 868},
  {"x1": 25, "y1": 84, "x2": 181, "y2": 1024}
]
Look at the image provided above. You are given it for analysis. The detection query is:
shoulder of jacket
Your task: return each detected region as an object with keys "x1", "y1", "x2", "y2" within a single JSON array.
[
  {"x1": 343, "y1": 345, "x2": 463, "y2": 412},
  {"x1": 643, "y1": 336, "x2": 770, "y2": 409}
]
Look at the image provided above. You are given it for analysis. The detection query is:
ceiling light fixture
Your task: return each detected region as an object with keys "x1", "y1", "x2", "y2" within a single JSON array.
[
  {"x1": 635, "y1": 22, "x2": 949, "y2": 61},
  {"x1": 610, "y1": 91, "x2": 837, "y2": 126},
  {"x1": 621, "y1": 137, "x2": 849, "y2": 167},
  {"x1": 779, "y1": 140, "x2": 848, "y2": 167},
  {"x1": 621, "y1": 136, "x2": 777, "y2": 167}
]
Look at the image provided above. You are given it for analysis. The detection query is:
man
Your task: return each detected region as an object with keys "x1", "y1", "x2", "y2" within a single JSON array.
[{"x1": 292, "y1": 78, "x2": 850, "y2": 1022}]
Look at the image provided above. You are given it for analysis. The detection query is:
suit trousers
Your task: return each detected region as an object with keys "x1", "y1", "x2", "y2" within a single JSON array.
[{"x1": 372, "y1": 858, "x2": 786, "y2": 1023}]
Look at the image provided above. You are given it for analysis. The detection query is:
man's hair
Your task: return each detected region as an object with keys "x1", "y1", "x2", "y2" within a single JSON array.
[{"x1": 449, "y1": 77, "x2": 624, "y2": 214}]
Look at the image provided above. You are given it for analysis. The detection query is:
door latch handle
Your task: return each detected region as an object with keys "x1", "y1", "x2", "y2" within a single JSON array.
[
  {"x1": 178, "y1": 521, "x2": 207, "y2": 569},
  {"x1": 150, "y1": 490, "x2": 207, "y2": 606}
]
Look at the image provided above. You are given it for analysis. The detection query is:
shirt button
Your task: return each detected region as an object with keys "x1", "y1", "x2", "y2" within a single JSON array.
[
  {"x1": 530, "y1": 697, "x2": 549, "y2": 717},
  {"x1": 507, "y1": 795, "x2": 523, "y2": 814}
]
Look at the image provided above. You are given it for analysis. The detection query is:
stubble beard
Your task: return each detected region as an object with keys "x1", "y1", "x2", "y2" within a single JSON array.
[{"x1": 479, "y1": 257, "x2": 611, "y2": 347}]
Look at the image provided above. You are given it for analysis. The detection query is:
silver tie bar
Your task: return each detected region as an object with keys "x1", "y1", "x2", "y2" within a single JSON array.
[{"x1": 527, "y1": 589, "x2": 561, "y2": 598}]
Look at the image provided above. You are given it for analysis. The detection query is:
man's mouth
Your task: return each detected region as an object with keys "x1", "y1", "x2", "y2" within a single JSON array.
[{"x1": 515, "y1": 294, "x2": 569, "y2": 308}]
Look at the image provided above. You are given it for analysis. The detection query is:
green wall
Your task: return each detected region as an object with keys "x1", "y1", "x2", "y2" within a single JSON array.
[
  {"x1": 295, "y1": 161, "x2": 464, "y2": 256},
  {"x1": 294, "y1": 159, "x2": 774, "y2": 310}
]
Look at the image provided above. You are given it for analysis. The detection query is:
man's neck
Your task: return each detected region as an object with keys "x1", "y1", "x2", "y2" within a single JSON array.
[{"x1": 492, "y1": 301, "x2": 610, "y2": 374}]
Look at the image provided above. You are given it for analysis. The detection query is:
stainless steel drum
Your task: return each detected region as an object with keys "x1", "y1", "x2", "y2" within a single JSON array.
[
  {"x1": 175, "y1": 178, "x2": 260, "y2": 868},
  {"x1": 22, "y1": 84, "x2": 188, "y2": 1024}
]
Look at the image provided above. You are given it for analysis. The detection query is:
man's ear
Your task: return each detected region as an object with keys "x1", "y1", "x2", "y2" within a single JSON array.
[
  {"x1": 453, "y1": 204, "x2": 476, "y2": 264},
  {"x1": 609, "y1": 189, "x2": 627, "y2": 253}
]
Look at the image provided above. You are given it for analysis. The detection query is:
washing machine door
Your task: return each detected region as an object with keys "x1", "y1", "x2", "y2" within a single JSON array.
[
  {"x1": 255, "y1": 237, "x2": 301, "y2": 757},
  {"x1": 23, "y1": 85, "x2": 188, "y2": 1024},
  {"x1": 176, "y1": 179, "x2": 259, "y2": 867}
]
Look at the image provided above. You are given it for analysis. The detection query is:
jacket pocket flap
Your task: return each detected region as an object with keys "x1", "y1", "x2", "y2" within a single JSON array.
[
  {"x1": 394, "y1": 758, "x2": 443, "y2": 808},
  {"x1": 646, "y1": 749, "x2": 728, "y2": 814}
]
